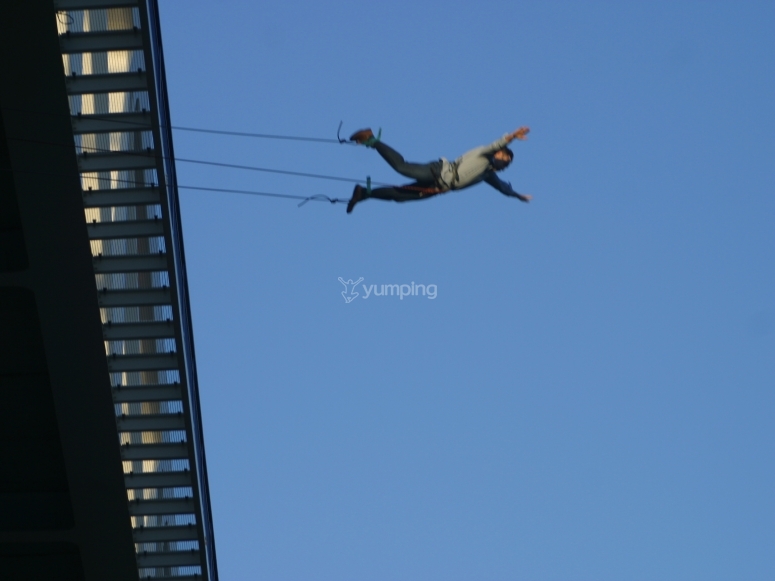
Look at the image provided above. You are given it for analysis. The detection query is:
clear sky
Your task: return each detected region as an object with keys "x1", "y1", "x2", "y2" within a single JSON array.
[{"x1": 158, "y1": 1, "x2": 774, "y2": 579}]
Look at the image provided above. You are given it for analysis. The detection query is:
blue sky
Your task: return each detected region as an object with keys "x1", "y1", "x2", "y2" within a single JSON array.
[{"x1": 158, "y1": 1, "x2": 774, "y2": 579}]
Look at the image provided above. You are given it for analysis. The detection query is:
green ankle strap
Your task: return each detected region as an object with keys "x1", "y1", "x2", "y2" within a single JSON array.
[{"x1": 363, "y1": 128, "x2": 382, "y2": 148}]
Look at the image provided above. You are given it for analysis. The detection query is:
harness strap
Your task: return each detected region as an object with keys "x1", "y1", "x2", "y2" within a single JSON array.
[{"x1": 397, "y1": 183, "x2": 443, "y2": 197}]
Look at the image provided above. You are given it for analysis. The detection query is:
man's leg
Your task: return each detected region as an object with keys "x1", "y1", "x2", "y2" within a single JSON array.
[
  {"x1": 368, "y1": 182, "x2": 443, "y2": 202},
  {"x1": 349, "y1": 128, "x2": 439, "y2": 182},
  {"x1": 347, "y1": 182, "x2": 442, "y2": 213},
  {"x1": 372, "y1": 142, "x2": 439, "y2": 183}
]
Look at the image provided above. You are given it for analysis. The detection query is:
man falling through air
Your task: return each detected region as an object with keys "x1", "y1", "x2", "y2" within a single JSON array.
[{"x1": 346, "y1": 126, "x2": 532, "y2": 213}]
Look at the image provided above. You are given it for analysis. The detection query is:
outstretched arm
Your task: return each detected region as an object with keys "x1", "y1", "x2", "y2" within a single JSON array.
[
  {"x1": 481, "y1": 126, "x2": 531, "y2": 154},
  {"x1": 484, "y1": 172, "x2": 532, "y2": 202},
  {"x1": 506, "y1": 126, "x2": 530, "y2": 142}
]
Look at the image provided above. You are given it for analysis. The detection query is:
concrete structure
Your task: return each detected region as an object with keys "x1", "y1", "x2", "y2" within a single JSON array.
[{"x1": 0, "y1": 1, "x2": 218, "y2": 579}]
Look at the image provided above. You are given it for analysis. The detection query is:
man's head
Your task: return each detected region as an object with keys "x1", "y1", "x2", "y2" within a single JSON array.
[{"x1": 492, "y1": 147, "x2": 514, "y2": 171}]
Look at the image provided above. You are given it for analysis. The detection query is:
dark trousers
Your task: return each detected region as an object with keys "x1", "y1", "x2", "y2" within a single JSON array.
[{"x1": 369, "y1": 142, "x2": 443, "y2": 202}]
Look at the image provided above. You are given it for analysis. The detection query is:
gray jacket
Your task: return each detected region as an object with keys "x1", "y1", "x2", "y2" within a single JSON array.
[{"x1": 437, "y1": 134, "x2": 512, "y2": 191}]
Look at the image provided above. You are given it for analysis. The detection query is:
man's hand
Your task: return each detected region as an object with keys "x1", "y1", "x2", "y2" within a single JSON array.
[
  {"x1": 506, "y1": 126, "x2": 530, "y2": 142},
  {"x1": 517, "y1": 193, "x2": 532, "y2": 203}
]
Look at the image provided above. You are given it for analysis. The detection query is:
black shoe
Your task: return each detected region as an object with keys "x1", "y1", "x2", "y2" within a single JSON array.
[{"x1": 347, "y1": 184, "x2": 365, "y2": 214}]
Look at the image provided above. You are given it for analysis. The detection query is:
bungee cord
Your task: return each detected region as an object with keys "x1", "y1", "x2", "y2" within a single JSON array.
[
  {"x1": 1, "y1": 107, "x2": 358, "y2": 145},
  {"x1": 173, "y1": 155, "x2": 390, "y2": 186},
  {"x1": 172, "y1": 123, "x2": 353, "y2": 145},
  {"x1": 2, "y1": 108, "x2": 400, "y2": 208},
  {"x1": 8, "y1": 136, "x2": 395, "y2": 187},
  {"x1": 0, "y1": 167, "x2": 350, "y2": 207},
  {"x1": 180, "y1": 185, "x2": 349, "y2": 207}
]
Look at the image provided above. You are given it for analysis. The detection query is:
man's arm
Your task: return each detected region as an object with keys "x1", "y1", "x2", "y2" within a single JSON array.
[
  {"x1": 483, "y1": 172, "x2": 532, "y2": 202},
  {"x1": 508, "y1": 127, "x2": 530, "y2": 141},
  {"x1": 479, "y1": 126, "x2": 530, "y2": 155}
]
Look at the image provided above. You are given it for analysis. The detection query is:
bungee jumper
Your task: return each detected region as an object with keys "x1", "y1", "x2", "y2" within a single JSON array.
[{"x1": 345, "y1": 126, "x2": 532, "y2": 213}]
